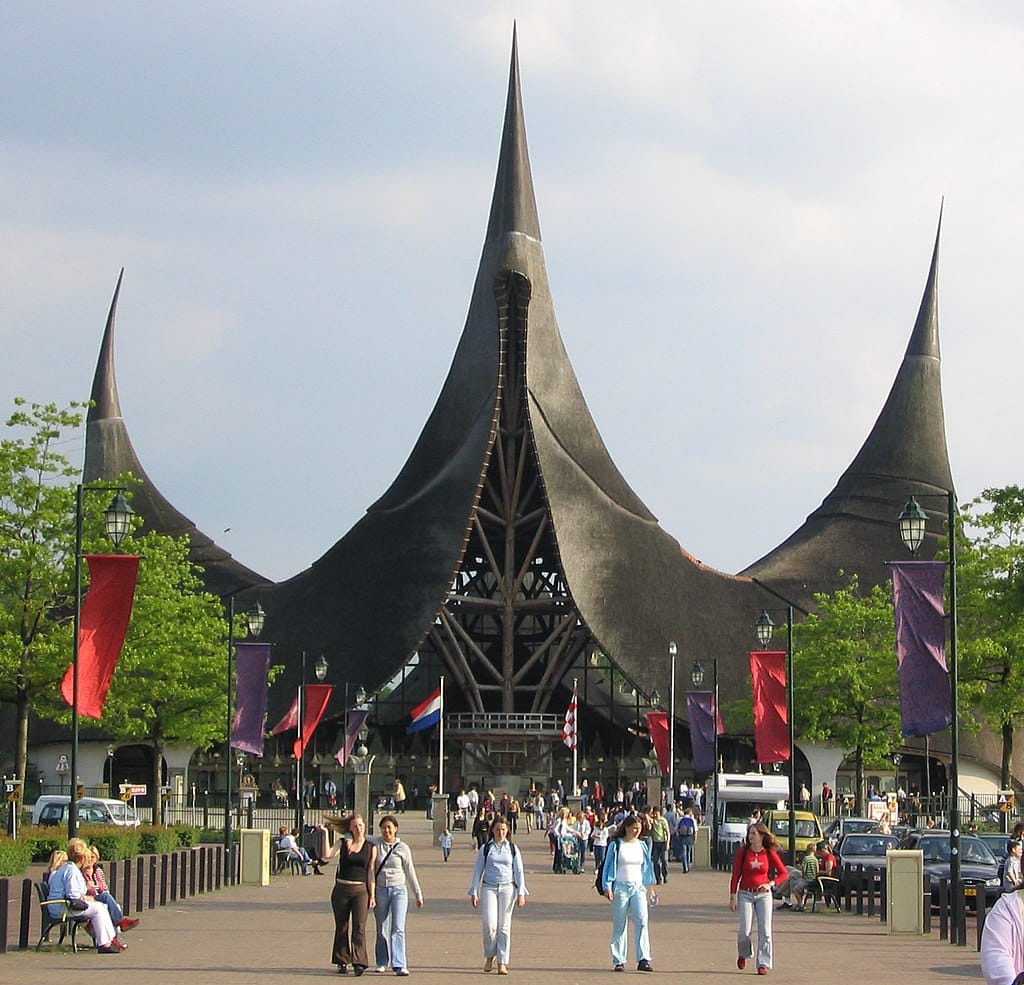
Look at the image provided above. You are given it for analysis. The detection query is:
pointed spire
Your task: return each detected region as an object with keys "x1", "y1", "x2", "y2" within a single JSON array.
[
  {"x1": 87, "y1": 268, "x2": 125, "y2": 423},
  {"x1": 905, "y1": 199, "x2": 942, "y2": 361},
  {"x1": 485, "y1": 25, "x2": 542, "y2": 243}
]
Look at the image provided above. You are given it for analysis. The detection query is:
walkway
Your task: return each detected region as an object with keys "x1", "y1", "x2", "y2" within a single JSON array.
[{"x1": 3, "y1": 816, "x2": 984, "y2": 982}]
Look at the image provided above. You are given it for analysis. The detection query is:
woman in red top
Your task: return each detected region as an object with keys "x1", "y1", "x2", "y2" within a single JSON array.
[{"x1": 728, "y1": 822, "x2": 789, "y2": 975}]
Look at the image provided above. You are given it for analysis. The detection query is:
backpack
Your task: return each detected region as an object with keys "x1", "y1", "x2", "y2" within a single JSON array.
[{"x1": 678, "y1": 815, "x2": 697, "y2": 838}]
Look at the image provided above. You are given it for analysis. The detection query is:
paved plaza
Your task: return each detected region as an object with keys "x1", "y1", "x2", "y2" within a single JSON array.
[{"x1": 4, "y1": 816, "x2": 984, "y2": 983}]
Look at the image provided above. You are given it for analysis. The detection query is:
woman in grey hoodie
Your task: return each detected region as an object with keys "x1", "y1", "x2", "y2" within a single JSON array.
[{"x1": 373, "y1": 815, "x2": 424, "y2": 976}]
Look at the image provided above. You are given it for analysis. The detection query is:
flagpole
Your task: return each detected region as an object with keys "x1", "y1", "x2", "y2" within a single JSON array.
[
  {"x1": 572, "y1": 678, "x2": 578, "y2": 796},
  {"x1": 438, "y1": 675, "x2": 445, "y2": 799}
]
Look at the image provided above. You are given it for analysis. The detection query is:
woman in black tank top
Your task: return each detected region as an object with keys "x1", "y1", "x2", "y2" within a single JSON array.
[{"x1": 324, "y1": 813, "x2": 377, "y2": 975}]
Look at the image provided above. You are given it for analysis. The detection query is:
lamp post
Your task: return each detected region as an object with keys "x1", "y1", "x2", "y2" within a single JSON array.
[
  {"x1": 225, "y1": 599, "x2": 264, "y2": 882},
  {"x1": 69, "y1": 485, "x2": 133, "y2": 840},
  {"x1": 755, "y1": 607, "x2": 797, "y2": 862},
  {"x1": 667, "y1": 642, "x2": 677, "y2": 807},
  {"x1": 297, "y1": 651, "x2": 330, "y2": 832},
  {"x1": 341, "y1": 683, "x2": 367, "y2": 813},
  {"x1": 898, "y1": 491, "x2": 962, "y2": 942},
  {"x1": 691, "y1": 658, "x2": 719, "y2": 863}
]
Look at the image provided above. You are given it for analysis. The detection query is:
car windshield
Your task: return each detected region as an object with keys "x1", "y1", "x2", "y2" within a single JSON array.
[
  {"x1": 843, "y1": 836, "x2": 898, "y2": 856},
  {"x1": 846, "y1": 820, "x2": 879, "y2": 834}
]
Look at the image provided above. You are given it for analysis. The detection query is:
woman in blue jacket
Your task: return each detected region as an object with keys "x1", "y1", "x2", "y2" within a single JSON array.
[{"x1": 599, "y1": 813, "x2": 656, "y2": 972}]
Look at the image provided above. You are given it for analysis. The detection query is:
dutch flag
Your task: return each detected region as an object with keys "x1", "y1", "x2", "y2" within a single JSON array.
[{"x1": 406, "y1": 687, "x2": 442, "y2": 734}]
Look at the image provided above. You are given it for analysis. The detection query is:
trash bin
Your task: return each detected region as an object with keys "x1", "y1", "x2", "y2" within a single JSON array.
[
  {"x1": 693, "y1": 825, "x2": 711, "y2": 869},
  {"x1": 239, "y1": 828, "x2": 271, "y2": 886},
  {"x1": 887, "y1": 849, "x2": 924, "y2": 934}
]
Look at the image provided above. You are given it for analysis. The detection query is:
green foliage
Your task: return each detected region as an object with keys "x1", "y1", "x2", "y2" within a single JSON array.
[
  {"x1": 172, "y1": 824, "x2": 200, "y2": 847},
  {"x1": 138, "y1": 826, "x2": 182, "y2": 855},
  {"x1": 0, "y1": 835, "x2": 33, "y2": 875},
  {"x1": 197, "y1": 827, "x2": 231, "y2": 844}
]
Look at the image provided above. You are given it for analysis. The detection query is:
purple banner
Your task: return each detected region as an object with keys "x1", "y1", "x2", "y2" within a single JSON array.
[
  {"x1": 891, "y1": 561, "x2": 951, "y2": 737},
  {"x1": 335, "y1": 708, "x2": 370, "y2": 766},
  {"x1": 686, "y1": 692, "x2": 717, "y2": 773},
  {"x1": 231, "y1": 643, "x2": 272, "y2": 755}
]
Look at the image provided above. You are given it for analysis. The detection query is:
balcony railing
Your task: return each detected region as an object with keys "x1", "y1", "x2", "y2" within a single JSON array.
[{"x1": 445, "y1": 713, "x2": 563, "y2": 735}]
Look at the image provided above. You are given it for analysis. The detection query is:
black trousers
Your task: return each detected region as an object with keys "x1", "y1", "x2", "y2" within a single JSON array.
[{"x1": 331, "y1": 881, "x2": 369, "y2": 968}]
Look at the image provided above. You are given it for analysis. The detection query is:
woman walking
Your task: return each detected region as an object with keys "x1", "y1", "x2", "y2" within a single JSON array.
[
  {"x1": 729, "y1": 821, "x2": 789, "y2": 975},
  {"x1": 468, "y1": 816, "x2": 528, "y2": 975},
  {"x1": 325, "y1": 813, "x2": 377, "y2": 975},
  {"x1": 599, "y1": 813, "x2": 656, "y2": 972},
  {"x1": 373, "y1": 815, "x2": 423, "y2": 977}
]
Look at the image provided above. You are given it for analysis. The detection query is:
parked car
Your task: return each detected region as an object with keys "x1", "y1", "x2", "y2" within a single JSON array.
[
  {"x1": 823, "y1": 816, "x2": 881, "y2": 842},
  {"x1": 976, "y1": 833, "x2": 1012, "y2": 863},
  {"x1": 835, "y1": 833, "x2": 900, "y2": 889},
  {"x1": 31, "y1": 795, "x2": 140, "y2": 827},
  {"x1": 763, "y1": 809, "x2": 823, "y2": 860},
  {"x1": 898, "y1": 830, "x2": 1001, "y2": 908}
]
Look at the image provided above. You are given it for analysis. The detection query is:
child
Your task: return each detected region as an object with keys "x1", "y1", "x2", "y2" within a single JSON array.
[{"x1": 439, "y1": 827, "x2": 453, "y2": 862}]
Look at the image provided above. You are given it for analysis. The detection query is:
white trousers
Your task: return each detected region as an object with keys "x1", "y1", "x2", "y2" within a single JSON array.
[
  {"x1": 737, "y1": 889, "x2": 774, "y2": 970},
  {"x1": 480, "y1": 882, "x2": 517, "y2": 964}
]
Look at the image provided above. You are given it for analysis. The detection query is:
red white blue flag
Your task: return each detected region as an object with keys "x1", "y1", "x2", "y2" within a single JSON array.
[{"x1": 407, "y1": 687, "x2": 442, "y2": 734}]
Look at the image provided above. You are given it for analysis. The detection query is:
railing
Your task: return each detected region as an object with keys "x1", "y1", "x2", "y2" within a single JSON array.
[{"x1": 445, "y1": 712, "x2": 563, "y2": 734}]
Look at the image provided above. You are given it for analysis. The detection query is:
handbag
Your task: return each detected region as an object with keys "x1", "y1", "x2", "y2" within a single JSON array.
[{"x1": 68, "y1": 898, "x2": 89, "y2": 911}]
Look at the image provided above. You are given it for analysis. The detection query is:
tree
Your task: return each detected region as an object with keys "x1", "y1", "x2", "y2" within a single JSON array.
[
  {"x1": 957, "y1": 486, "x2": 1024, "y2": 787},
  {"x1": 791, "y1": 575, "x2": 903, "y2": 809},
  {"x1": 0, "y1": 399, "x2": 82, "y2": 780}
]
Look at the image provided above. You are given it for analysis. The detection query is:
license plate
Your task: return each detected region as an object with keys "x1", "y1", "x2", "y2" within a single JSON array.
[{"x1": 964, "y1": 888, "x2": 977, "y2": 897}]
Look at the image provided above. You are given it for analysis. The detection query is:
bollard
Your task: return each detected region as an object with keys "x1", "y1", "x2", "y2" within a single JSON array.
[
  {"x1": 0, "y1": 879, "x2": 8, "y2": 953},
  {"x1": 937, "y1": 878, "x2": 949, "y2": 941},
  {"x1": 121, "y1": 858, "x2": 132, "y2": 915},
  {"x1": 170, "y1": 852, "x2": 178, "y2": 902},
  {"x1": 18, "y1": 878, "x2": 32, "y2": 951},
  {"x1": 149, "y1": 855, "x2": 158, "y2": 909},
  {"x1": 161, "y1": 854, "x2": 170, "y2": 906},
  {"x1": 975, "y1": 890, "x2": 986, "y2": 950}
]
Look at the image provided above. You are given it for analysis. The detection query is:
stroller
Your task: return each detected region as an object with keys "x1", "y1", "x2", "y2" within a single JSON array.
[
  {"x1": 453, "y1": 808, "x2": 468, "y2": 831},
  {"x1": 557, "y1": 834, "x2": 583, "y2": 874}
]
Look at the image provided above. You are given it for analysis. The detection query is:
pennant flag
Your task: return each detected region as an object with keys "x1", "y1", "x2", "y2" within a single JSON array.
[
  {"x1": 61, "y1": 554, "x2": 141, "y2": 719},
  {"x1": 294, "y1": 684, "x2": 334, "y2": 759},
  {"x1": 750, "y1": 651, "x2": 789, "y2": 763},
  {"x1": 891, "y1": 561, "x2": 952, "y2": 737},
  {"x1": 686, "y1": 691, "x2": 722, "y2": 774},
  {"x1": 407, "y1": 687, "x2": 442, "y2": 734},
  {"x1": 270, "y1": 695, "x2": 299, "y2": 735},
  {"x1": 646, "y1": 711, "x2": 670, "y2": 774},
  {"x1": 335, "y1": 708, "x2": 370, "y2": 766},
  {"x1": 562, "y1": 680, "x2": 578, "y2": 750},
  {"x1": 231, "y1": 643, "x2": 271, "y2": 756}
]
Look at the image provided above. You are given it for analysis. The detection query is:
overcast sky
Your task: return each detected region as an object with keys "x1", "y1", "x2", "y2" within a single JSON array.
[{"x1": 1, "y1": 2, "x2": 1020, "y2": 584}]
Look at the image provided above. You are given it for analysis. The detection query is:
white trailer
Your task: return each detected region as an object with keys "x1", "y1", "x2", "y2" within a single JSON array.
[{"x1": 716, "y1": 773, "x2": 789, "y2": 851}]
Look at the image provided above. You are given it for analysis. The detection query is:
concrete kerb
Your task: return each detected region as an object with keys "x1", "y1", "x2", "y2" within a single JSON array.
[{"x1": 2, "y1": 815, "x2": 984, "y2": 983}]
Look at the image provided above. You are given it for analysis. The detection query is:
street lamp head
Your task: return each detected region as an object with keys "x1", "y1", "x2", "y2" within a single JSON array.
[
  {"x1": 755, "y1": 610, "x2": 775, "y2": 647},
  {"x1": 103, "y1": 491, "x2": 134, "y2": 548},
  {"x1": 355, "y1": 686, "x2": 367, "y2": 705},
  {"x1": 314, "y1": 653, "x2": 329, "y2": 682},
  {"x1": 892, "y1": 752, "x2": 903, "y2": 767},
  {"x1": 649, "y1": 688, "x2": 661, "y2": 706},
  {"x1": 898, "y1": 497, "x2": 929, "y2": 554},
  {"x1": 690, "y1": 660, "x2": 705, "y2": 687},
  {"x1": 246, "y1": 602, "x2": 266, "y2": 638},
  {"x1": 668, "y1": 641, "x2": 677, "y2": 658}
]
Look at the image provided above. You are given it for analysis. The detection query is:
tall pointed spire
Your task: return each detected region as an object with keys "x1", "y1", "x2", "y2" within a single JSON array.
[
  {"x1": 87, "y1": 267, "x2": 125, "y2": 423},
  {"x1": 485, "y1": 24, "x2": 541, "y2": 243}
]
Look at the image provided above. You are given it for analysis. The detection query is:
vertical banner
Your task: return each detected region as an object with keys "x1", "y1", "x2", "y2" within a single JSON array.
[
  {"x1": 646, "y1": 711, "x2": 670, "y2": 775},
  {"x1": 231, "y1": 643, "x2": 271, "y2": 755},
  {"x1": 891, "y1": 561, "x2": 952, "y2": 737},
  {"x1": 750, "y1": 651, "x2": 789, "y2": 763},
  {"x1": 686, "y1": 691, "x2": 721, "y2": 774},
  {"x1": 61, "y1": 554, "x2": 141, "y2": 719},
  {"x1": 294, "y1": 684, "x2": 334, "y2": 759},
  {"x1": 270, "y1": 696, "x2": 299, "y2": 735},
  {"x1": 335, "y1": 708, "x2": 370, "y2": 766}
]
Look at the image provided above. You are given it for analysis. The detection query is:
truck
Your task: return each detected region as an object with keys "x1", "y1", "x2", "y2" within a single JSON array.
[{"x1": 716, "y1": 772, "x2": 789, "y2": 853}]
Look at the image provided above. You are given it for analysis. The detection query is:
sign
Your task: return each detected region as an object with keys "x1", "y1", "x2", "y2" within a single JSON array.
[
  {"x1": 120, "y1": 783, "x2": 147, "y2": 797},
  {"x1": 998, "y1": 790, "x2": 1016, "y2": 813},
  {"x1": 55, "y1": 755, "x2": 69, "y2": 775}
]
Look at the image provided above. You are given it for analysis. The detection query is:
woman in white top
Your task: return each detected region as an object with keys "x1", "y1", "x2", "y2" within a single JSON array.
[
  {"x1": 598, "y1": 813, "x2": 656, "y2": 973},
  {"x1": 468, "y1": 816, "x2": 528, "y2": 975},
  {"x1": 373, "y1": 815, "x2": 423, "y2": 976}
]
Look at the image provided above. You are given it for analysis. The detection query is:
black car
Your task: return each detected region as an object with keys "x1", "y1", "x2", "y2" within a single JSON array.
[
  {"x1": 977, "y1": 833, "x2": 1011, "y2": 863},
  {"x1": 898, "y1": 831, "x2": 1001, "y2": 908},
  {"x1": 835, "y1": 833, "x2": 900, "y2": 888}
]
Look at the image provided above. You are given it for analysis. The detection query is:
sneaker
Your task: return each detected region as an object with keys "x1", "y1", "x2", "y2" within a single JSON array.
[
  {"x1": 757, "y1": 968, "x2": 769, "y2": 976},
  {"x1": 484, "y1": 956, "x2": 495, "y2": 973},
  {"x1": 354, "y1": 968, "x2": 366, "y2": 978},
  {"x1": 118, "y1": 917, "x2": 139, "y2": 932},
  {"x1": 338, "y1": 966, "x2": 349, "y2": 975},
  {"x1": 497, "y1": 966, "x2": 509, "y2": 976},
  {"x1": 377, "y1": 969, "x2": 387, "y2": 975},
  {"x1": 395, "y1": 972, "x2": 410, "y2": 978},
  {"x1": 614, "y1": 965, "x2": 625, "y2": 973},
  {"x1": 112, "y1": 938, "x2": 128, "y2": 950},
  {"x1": 97, "y1": 945, "x2": 121, "y2": 954},
  {"x1": 737, "y1": 957, "x2": 746, "y2": 970},
  {"x1": 637, "y1": 960, "x2": 653, "y2": 972}
]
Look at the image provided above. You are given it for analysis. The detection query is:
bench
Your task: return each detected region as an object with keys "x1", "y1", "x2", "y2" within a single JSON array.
[{"x1": 35, "y1": 881, "x2": 91, "y2": 952}]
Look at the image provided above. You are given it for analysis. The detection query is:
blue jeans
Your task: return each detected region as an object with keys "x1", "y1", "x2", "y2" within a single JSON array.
[
  {"x1": 593, "y1": 844, "x2": 607, "y2": 874},
  {"x1": 678, "y1": 836, "x2": 694, "y2": 872},
  {"x1": 96, "y1": 890, "x2": 123, "y2": 926},
  {"x1": 375, "y1": 885, "x2": 409, "y2": 970},
  {"x1": 480, "y1": 882, "x2": 517, "y2": 964},
  {"x1": 737, "y1": 888, "x2": 774, "y2": 970},
  {"x1": 610, "y1": 881, "x2": 651, "y2": 966}
]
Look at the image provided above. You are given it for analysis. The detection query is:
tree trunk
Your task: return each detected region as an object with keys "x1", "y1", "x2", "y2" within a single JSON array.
[
  {"x1": 16, "y1": 685, "x2": 29, "y2": 782},
  {"x1": 855, "y1": 746, "x2": 865, "y2": 814},
  {"x1": 152, "y1": 742, "x2": 164, "y2": 827},
  {"x1": 1002, "y1": 720, "x2": 1014, "y2": 790}
]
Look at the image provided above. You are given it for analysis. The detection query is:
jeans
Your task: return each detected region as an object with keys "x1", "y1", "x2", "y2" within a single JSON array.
[
  {"x1": 678, "y1": 836, "x2": 694, "y2": 872},
  {"x1": 375, "y1": 884, "x2": 409, "y2": 970},
  {"x1": 593, "y1": 844, "x2": 607, "y2": 875},
  {"x1": 480, "y1": 882, "x2": 517, "y2": 964},
  {"x1": 95, "y1": 890, "x2": 123, "y2": 926},
  {"x1": 737, "y1": 888, "x2": 774, "y2": 970},
  {"x1": 651, "y1": 842, "x2": 668, "y2": 883},
  {"x1": 610, "y1": 881, "x2": 651, "y2": 966}
]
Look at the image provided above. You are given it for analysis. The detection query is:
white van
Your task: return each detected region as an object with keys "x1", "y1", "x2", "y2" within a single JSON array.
[
  {"x1": 31, "y1": 795, "x2": 141, "y2": 827},
  {"x1": 716, "y1": 773, "x2": 789, "y2": 852}
]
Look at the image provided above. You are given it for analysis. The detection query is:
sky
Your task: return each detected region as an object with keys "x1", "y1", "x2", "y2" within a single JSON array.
[{"x1": 1, "y1": 2, "x2": 1021, "y2": 584}]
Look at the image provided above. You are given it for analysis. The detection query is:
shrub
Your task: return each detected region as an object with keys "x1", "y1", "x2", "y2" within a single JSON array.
[
  {"x1": 172, "y1": 824, "x2": 200, "y2": 847},
  {"x1": 138, "y1": 826, "x2": 182, "y2": 855},
  {"x1": 0, "y1": 836, "x2": 33, "y2": 877}
]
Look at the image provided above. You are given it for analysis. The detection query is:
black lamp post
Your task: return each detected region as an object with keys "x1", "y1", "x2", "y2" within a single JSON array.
[
  {"x1": 691, "y1": 657, "x2": 719, "y2": 861},
  {"x1": 755, "y1": 607, "x2": 797, "y2": 862},
  {"x1": 897, "y1": 490, "x2": 962, "y2": 943},
  {"x1": 225, "y1": 599, "x2": 264, "y2": 882},
  {"x1": 69, "y1": 486, "x2": 133, "y2": 841},
  {"x1": 341, "y1": 683, "x2": 367, "y2": 812},
  {"x1": 667, "y1": 641, "x2": 677, "y2": 804},
  {"x1": 296, "y1": 652, "x2": 330, "y2": 832}
]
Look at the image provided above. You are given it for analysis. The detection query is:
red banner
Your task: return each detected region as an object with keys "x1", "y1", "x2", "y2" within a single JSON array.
[
  {"x1": 750, "y1": 651, "x2": 789, "y2": 763},
  {"x1": 61, "y1": 554, "x2": 141, "y2": 719},
  {"x1": 294, "y1": 684, "x2": 334, "y2": 759},
  {"x1": 646, "y1": 711, "x2": 670, "y2": 775}
]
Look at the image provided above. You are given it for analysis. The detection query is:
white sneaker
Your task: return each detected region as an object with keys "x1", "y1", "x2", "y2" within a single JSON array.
[{"x1": 376, "y1": 968, "x2": 387, "y2": 974}]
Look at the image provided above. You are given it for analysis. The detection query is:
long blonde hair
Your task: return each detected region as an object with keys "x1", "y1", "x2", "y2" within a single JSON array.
[{"x1": 47, "y1": 850, "x2": 68, "y2": 874}]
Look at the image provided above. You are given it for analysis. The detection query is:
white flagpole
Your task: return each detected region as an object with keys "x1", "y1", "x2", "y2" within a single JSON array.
[
  {"x1": 572, "y1": 678, "x2": 578, "y2": 796},
  {"x1": 438, "y1": 675, "x2": 445, "y2": 798}
]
